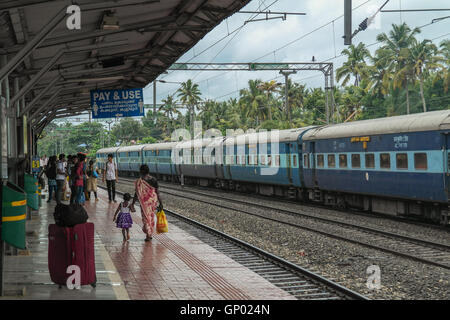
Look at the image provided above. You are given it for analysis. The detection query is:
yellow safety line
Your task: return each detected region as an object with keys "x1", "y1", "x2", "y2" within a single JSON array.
[
  {"x1": 11, "y1": 200, "x2": 27, "y2": 207},
  {"x1": 2, "y1": 214, "x2": 26, "y2": 222}
]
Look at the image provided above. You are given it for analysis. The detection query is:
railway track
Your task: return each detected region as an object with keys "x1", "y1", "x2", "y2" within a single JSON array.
[
  {"x1": 99, "y1": 185, "x2": 368, "y2": 300},
  {"x1": 116, "y1": 177, "x2": 450, "y2": 271}
]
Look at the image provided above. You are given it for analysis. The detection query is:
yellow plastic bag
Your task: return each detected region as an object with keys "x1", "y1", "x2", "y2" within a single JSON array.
[{"x1": 156, "y1": 209, "x2": 168, "y2": 234}]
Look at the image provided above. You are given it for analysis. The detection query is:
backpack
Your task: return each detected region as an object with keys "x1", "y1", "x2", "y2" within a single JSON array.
[
  {"x1": 46, "y1": 164, "x2": 57, "y2": 180},
  {"x1": 54, "y1": 203, "x2": 89, "y2": 227}
]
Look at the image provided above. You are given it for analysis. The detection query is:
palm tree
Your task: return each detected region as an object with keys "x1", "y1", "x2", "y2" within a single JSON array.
[
  {"x1": 438, "y1": 40, "x2": 450, "y2": 92},
  {"x1": 257, "y1": 80, "x2": 280, "y2": 121},
  {"x1": 368, "y1": 50, "x2": 392, "y2": 98},
  {"x1": 159, "y1": 95, "x2": 182, "y2": 136},
  {"x1": 336, "y1": 42, "x2": 371, "y2": 86},
  {"x1": 409, "y1": 39, "x2": 442, "y2": 112},
  {"x1": 177, "y1": 79, "x2": 202, "y2": 136},
  {"x1": 376, "y1": 23, "x2": 421, "y2": 114},
  {"x1": 238, "y1": 79, "x2": 265, "y2": 126}
]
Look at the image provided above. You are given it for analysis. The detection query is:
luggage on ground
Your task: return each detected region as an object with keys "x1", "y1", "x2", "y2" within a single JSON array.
[
  {"x1": 54, "y1": 203, "x2": 88, "y2": 227},
  {"x1": 48, "y1": 223, "x2": 96, "y2": 287}
]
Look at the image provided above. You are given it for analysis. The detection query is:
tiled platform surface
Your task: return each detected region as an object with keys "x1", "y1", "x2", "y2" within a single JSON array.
[{"x1": 2, "y1": 188, "x2": 295, "y2": 300}]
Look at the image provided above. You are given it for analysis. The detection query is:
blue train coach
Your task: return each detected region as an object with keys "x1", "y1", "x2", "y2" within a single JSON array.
[{"x1": 301, "y1": 110, "x2": 450, "y2": 223}]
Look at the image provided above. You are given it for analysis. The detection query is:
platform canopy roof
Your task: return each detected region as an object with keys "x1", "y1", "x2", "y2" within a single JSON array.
[{"x1": 0, "y1": 0, "x2": 251, "y2": 133}]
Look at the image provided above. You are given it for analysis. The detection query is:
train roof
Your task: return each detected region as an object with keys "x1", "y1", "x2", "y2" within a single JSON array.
[
  {"x1": 117, "y1": 145, "x2": 145, "y2": 153},
  {"x1": 96, "y1": 147, "x2": 120, "y2": 154},
  {"x1": 302, "y1": 110, "x2": 450, "y2": 140},
  {"x1": 176, "y1": 137, "x2": 225, "y2": 149},
  {"x1": 225, "y1": 127, "x2": 315, "y2": 145},
  {"x1": 143, "y1": 142, "x2": 179, "y2": 151}
]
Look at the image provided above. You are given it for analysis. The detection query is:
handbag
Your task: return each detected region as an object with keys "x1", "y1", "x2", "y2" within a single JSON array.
[
  {"x1": 156, "y1": 209, "x2": 168, "y2": 234},
  {"x1": 92, "y1": 169, "x2": 99, "y2": 178}
]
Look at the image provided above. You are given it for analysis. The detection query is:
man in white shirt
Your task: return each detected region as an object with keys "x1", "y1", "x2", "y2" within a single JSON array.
[
  {"x1": 56, "y1": 153, "x2": 67, "y2": 204},
  {"x1": 40, "y1": 154, "x2": 48, "y2": 168},
  {"x1": 40, "y1": 154, "x2": 49, "y2": 191},
  {"x1": 102, "y1": 153, "x2": 118, "y2": 203}
]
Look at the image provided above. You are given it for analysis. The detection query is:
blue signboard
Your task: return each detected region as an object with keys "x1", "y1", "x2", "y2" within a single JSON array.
[{"x1": 90, "y1": 88, "x2": 144, "y2": 119}]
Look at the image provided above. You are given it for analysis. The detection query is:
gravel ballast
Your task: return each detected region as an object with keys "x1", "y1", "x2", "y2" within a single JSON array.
[{"x1": 107, "y1": 181, "x2": 450, "y2": 300}]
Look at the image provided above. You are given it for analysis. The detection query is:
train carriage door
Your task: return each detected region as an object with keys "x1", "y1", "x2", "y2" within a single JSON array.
[
  {"x1": 310, "y1": 141, "x2": 317, "y2": 186},
  {"x1": 444, "y1": 133, "x2": 450, "y2": 201},
  {"x1": 286, "y1": 143, "x2": 293, "y2": 184}
]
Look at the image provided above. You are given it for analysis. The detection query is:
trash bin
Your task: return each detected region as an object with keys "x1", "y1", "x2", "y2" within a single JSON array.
[
  {"x1": 24, "y1": 173, "x2": 39, "y2": 210},
  {"x1": 2, "y1": 183, "x2": 27, "y2": 249}
]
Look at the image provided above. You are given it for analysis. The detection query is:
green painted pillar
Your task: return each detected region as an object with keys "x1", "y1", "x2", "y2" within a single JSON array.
[
  {"x1": 1, "y1": 183, "x2": 26, "y2": 249},
  {"x1": 24, "y1": 173, "x2": 38, "y2": 210}
]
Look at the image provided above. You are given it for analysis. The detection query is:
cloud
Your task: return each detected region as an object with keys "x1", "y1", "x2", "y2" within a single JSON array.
[{"x1": 144, "y1": 0, "x2": 450, "y2": 104}]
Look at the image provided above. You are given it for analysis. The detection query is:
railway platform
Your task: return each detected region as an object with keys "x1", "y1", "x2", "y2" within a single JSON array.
[{"x1": 0, "y1": 188, "x2": 296, "y2": 300}]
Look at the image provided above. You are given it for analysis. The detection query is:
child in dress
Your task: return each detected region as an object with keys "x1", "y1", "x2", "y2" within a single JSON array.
[{"x1": 113, "y1": 193, "x2": 135, "y2": 241}]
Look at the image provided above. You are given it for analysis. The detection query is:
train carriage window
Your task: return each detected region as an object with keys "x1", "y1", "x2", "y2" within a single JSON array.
[
  {"x1": 267, "y1": 155, "x2": 272, "y2": 166},
  {"x1": 365, "y1": 154, "x2": 375, "y2": 168},
  {"x1": 275, "y1": 155, "x2": 280, "y2": 167},
  {"x1": 414, "y1": 153, "x2": 428, "y2": 170},
  {"x1": 339, "y1": 154, "x2": 348, "y2": 168},
  {"x1": 303, "y1": 154, "x2": 309, "y2": 168},
  {"x1": 261, "y1": 155, "x2": 266, "y2": 166},
  {"x1": 351, "y1": 154, "x2": 361, "y2": 168},
  {"x1": 327, "y1": 154, "x2": 335, "y2": 168},
  {"x1": 380, "y1": 153, "x2": 391, "y2": 169},
  {"x1": 292, "y1": 155, "x2": 297, "y2": 167},
  {"x1": 317, "y1": 155, "x2": 324, "y2": 168},
  {"x1": 396, "y1": 153, "x2": 408, "y2": 169}
]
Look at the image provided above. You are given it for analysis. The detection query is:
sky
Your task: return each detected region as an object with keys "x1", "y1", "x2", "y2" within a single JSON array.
[
  {"x1": 63, "y1": 0, "x2": 450, "y2": 122},
  {"x1": 143, "y1": 0, "x2": 450, "y2": 104}
]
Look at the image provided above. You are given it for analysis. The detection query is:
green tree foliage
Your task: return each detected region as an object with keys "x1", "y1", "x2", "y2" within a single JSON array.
[{"x1": 111, "y1": 118, "x2": 147, "y2": 145}]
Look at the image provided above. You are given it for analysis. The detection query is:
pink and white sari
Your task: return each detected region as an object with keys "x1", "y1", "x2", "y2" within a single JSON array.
[{"x1": 135, "y1": 178, "x2": 158, "y2": 237}]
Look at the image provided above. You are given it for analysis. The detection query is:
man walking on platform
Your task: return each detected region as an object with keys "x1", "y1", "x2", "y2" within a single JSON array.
[
  {"x1": 103, "y1": 153, "x2": 118, "y2": 203},
  {"x1": 56, "y1": 154, "x2": 67, "y2": 204}
]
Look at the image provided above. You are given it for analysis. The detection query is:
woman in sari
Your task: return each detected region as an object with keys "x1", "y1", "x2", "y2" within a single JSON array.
[{"x1": 132, "y1": 164, "x2": 163, "y2": 241}]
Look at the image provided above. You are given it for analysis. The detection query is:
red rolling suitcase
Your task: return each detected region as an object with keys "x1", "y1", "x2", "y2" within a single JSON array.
[{"x1": 48, "y1": 223, "x2": 96, "y2": 288}]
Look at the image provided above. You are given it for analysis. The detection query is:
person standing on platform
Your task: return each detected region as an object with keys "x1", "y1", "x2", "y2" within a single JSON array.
[
  {"x1": 68, "y1": 155, "x2": 78, "y2": 204},
  {"x1": 74, "y1": 153, "x2": 86, "y2": 205},
  {"x1": 86, "y1": 160, "x2": 99, "y2": 201},
  {"x1": 45, "y1": 156, "x2": 57, "y2": 203},
  {"x1": 103, "y1": 153, "x2": 118, "y2": 203},
  {"x1": 55, "y1": 154, "x2": 67, "y2": 204},
  {"x1": 131, "y1": 164, "x2": 163, "y2": 241},
  {"x1": 40, "y1": 154, "x2": 49, "y2": 191}
]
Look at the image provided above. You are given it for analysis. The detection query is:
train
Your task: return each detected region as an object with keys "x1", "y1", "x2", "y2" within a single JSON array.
[{"x1": 97, "y1": 110, "x2": 450, "y2": 225}]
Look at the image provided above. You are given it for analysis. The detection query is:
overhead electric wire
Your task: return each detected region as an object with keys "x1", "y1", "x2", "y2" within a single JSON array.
[
  {"x1": 157, "y1": 0, "x2": 281, "y2": 98},
  {"x1": 157, "y1": 1, "x2": 450, "y2": 106},
  {"x1": 157, "y1": 0, "x2": 375, "y2": 101}
]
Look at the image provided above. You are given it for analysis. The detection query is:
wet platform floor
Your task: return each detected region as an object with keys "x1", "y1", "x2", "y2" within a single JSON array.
[{"x1": 1, "y1": 188, "x2": 295, "y2": 300}]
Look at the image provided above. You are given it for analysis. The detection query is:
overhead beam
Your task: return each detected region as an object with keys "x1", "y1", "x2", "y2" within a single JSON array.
[
  {"x1": 0, "y1": 5, "x2": 67, "y2": 83},
  {"x1": 19, "y1": 76, "x2": 59, "y2": 117},
  {"x1": 10, "y1": 40, "x2": 128, "y2": 106}
]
